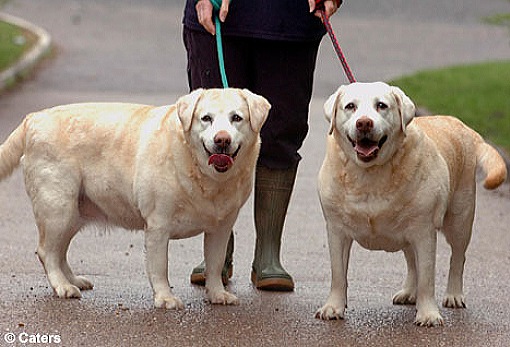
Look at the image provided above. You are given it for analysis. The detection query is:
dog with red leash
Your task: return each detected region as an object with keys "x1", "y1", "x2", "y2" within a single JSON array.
[{"x1": 316, "y1": 82, "x2": 507, "y2": 326}]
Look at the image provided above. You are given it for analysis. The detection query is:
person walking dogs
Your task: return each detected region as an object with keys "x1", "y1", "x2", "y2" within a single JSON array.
[{"x1": 182, "y1": 0, "x2": 342, "y2": 291}]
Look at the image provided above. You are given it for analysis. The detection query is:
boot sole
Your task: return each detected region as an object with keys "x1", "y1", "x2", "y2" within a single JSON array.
[
  {"x1": 251, "y1": 271, "x2": 294, "y2": 291},
  {"x1": 190, "y1": 265, "x2": 233, "y2": 286}
]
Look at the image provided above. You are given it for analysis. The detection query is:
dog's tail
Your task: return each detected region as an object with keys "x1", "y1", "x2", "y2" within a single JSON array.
[
  {"x1": 0, "y1": 117, "x2": 28, "y2": 180},
  {"x1": 475, "y1": 138, "x2": 507, "y2": 190}
]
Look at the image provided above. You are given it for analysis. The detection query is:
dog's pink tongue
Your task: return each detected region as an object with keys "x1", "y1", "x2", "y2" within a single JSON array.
[
  {"x1": 208, "y1": 154, "x2": 234, "y2": 170},
  {"x1": 355, "y1": 143, "x2": 379, "y2": 157}
]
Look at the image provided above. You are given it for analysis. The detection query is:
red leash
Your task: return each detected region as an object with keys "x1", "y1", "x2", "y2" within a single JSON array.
[{"x1": 315, "y1": 1, "x2": 356, "y2": 83}]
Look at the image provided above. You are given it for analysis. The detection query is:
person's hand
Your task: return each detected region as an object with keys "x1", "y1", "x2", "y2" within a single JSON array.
[
  {"x1": 308, "y1": 0, "x2": 341, "y2": 19},
  {"x1": 195, "y1": 0, "x2": 230, "y2": 35}
]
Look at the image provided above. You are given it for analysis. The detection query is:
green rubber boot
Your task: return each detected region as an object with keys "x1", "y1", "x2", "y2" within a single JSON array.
[
  {"x1": 251, "y1": 164, "x2": 297, "y2": 291},
  {"x1": 190, "y1": 232, "x2": 234, "y2": 286}
]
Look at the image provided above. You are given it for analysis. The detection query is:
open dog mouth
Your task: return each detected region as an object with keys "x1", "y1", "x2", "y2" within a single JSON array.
[
  {"x1": 203, "y1": 144, "x2": 241, "y2": 173},
  {"x1": 347, "y1": 135, "x2": 388, "y2": 162}
]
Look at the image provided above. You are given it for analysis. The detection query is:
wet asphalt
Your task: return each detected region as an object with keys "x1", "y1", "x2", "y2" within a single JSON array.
[{"x1": 0, "y1": 0, "x2": 509, "y2": 346}]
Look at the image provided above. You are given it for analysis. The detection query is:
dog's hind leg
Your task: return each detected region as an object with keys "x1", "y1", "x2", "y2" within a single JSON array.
[
  {"x1": 441, "y1": 194, "x2": 475, "y2": 309},
  {"x1": 27, "y1": 165, "x2": 91, "y2": 298},
  {"x1": 35, "y1": 198, "x2": 85, "y2": 298},
  {"x1": 60, "y1": 250, "x2": 94, "y2": 291},
  {"x1": 393, "y1": 245, "x2": 417, "y2": 305}
]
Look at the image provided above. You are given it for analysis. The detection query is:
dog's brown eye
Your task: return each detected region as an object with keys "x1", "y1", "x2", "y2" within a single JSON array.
[
  {"x1": 231, "y1": 114, "x2": 243, "y2": 123},
  {"x1": 377, "y1": 102, "x2": 388, "y2": 110},
  {"x1": 201, "y1": 114, "x2": 213, "y2": 123},
  {"x1": 345, "y1": 103, "x2": 356, "y2": 111}
]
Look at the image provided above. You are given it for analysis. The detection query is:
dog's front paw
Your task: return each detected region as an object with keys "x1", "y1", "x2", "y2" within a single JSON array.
[
  {"x1": 393, "y1": 289, "x2": 416, "y2": 305},
  {"x1": 154, "y1": 295, "x2": 184, "y2": 310},
  {"x1": 207, "y1": 289, "x2": 239, "y2": 305},
  {"x1": 55, "y1": 284, "x2": 82, "y2": 299},
  {"x1": 315, "y1": 304, "x2": 345, "y2": 320},
  {"x1": 443, "y1": 293, "x2": 466, "y2": 308},
  {"x1": 415, "y1": 309, "x2": 444, "y2": 327}
]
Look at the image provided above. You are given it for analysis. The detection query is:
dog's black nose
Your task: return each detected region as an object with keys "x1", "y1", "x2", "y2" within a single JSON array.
[
  {"x1": 214, "y1": 130, "x2": 231, "y2": 149},
  {"x1": 356, "y1": 116, "x2": 373, "y2": 132}
]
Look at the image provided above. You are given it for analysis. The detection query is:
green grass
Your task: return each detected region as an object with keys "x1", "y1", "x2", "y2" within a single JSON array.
[
  {"x1": 390, "y1": 61, "x2": 510, "y2": 153},
  {"x1": 484, "y1": 13, "x2": 510, "y2": 27},
  {"x1": 0, "y1": 20, "x2": 36, "y2": 72},
  {"x1": 483, "y1": 0, "x2": 510, "y2": 30}
]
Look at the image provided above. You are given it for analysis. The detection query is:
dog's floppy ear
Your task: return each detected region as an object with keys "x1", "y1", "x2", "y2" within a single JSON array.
[
  {"x1": 176, "y1": 88, "x2": 204, "y2": 132},
  {"x1": 391, "y1": 86, "x2": 415, "y2": 134},
  {"x1": 241, "y1": 89, "x2": 271, "y2": 133},
  {"x1": 324, "y1": 86, "x2": 344, "y2": 135}
]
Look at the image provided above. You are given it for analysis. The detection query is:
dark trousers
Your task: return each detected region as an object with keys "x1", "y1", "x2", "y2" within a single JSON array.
[{"x1": 183, "y1": 27, "x2": 321, "y2": 169}]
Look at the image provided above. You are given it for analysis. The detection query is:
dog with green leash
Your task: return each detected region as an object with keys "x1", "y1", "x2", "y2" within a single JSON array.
[{"x1": 0, "y1": 88, "x2": 270, "y2": 309}]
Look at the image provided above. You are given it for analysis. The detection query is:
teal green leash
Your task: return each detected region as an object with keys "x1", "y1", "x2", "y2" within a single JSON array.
[{"x1": 209, "y1": 0, "x2": 229, "y2": 88}]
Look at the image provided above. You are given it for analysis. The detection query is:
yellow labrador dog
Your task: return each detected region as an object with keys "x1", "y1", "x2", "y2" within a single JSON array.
[
  {"x1": 0, "y1": 88, "x2": 270, "y2": 309},
  {"x1": 316, "y1": 82, "x2": 507, "y2": 326}
]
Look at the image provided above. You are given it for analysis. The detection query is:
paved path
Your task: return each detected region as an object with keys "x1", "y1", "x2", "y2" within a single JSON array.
[{"x1": 0, "y1": 1, "x2": 509, "y2": 346}]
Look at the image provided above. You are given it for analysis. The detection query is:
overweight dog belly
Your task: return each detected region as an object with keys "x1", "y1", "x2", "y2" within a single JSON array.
[
  {"x1": 78, "y1": 194, "x2": 146, "y2": 230},
  {"x1": 342, "y1": 214, "x2": 410, "y2": 252},
  {"x1": 353, "y1": 232, "x2": 408, "y2": 252},
  {"x1": 79, "y1": 195, "x2": 233, "y2": 239}
]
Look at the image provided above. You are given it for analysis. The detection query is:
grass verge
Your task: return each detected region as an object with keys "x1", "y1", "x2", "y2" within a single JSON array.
[
  {"x1": 390, "y1": 61, "x2": 510, "y2": 153},
  {"x1": 0, "y1": 20, "x2": 37, "y2": 72}
]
